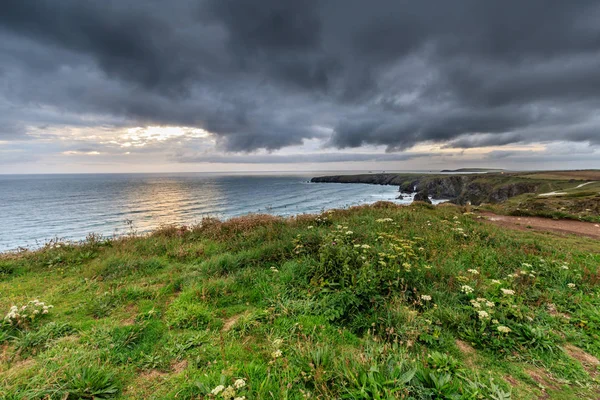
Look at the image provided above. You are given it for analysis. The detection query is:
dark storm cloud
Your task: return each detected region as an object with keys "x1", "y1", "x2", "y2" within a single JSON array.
[
  {"x1": 1, "y1": 0, "x2": 600, "y2": 153},
  {"x1": 174, "y1": 152, "x2": 421, "y2": 164}
]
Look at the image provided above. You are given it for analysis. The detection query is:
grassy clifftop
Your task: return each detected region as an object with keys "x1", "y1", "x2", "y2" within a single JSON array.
[
  {"x1": 312, "y1": 170, "x2": 600, "y2": 222},
  {"x1": 1, "y1": 203, "x2": 600, "y2": 399}
]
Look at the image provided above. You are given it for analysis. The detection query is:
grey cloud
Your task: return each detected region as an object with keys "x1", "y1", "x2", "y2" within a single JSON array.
[
  {"x1": 174, "y1": 152, "x2": 422, "y2": 164},
  {"x1": 1, "y1": 0, "x2": 600, "y2": 154}
]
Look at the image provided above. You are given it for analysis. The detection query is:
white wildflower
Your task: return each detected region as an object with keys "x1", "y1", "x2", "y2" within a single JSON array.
[
  {"x1": 497, "y1": 325, "x2": 511, "y2": 333},
  {"x1": 478, "y1": 310, "x2": 490, "y2": 319},
  {"x1": 461, "y1": 285, "x2": 474, "y2": 294},
  {"x1": 211, "y1": 385, "x2": 225, "y2": 395},
  {"x1": 567, "y1": 283, "x2": 576, "y2": 289},
  {"x1": 345, "y1": 231, "x2": 353, "y2": 235},
  {"x1": 467, "y1": 269, "x2": 479, "y2": 275},
  {"x1": 470, "y1": 300, "x2": 481, "y2": 308},
  {"x1": 501, "y1": 288, "x2": 515, "y2": 296},
  {"x1": 222, "y1": 386, "x2": 236, "y2": 399},
  {"x1": 234, "y1": 379, "x2": 246, "y2": 389},
  {"x1": 420, "y1": 295, "x2": 432, "y2": 301},
  {"x1": 272, "y1": 349, "x2": 282, "y2": 358}
]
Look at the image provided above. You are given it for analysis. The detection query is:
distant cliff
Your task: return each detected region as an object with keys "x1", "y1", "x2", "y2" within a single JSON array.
[{"x1": 311, "y1": 173, "x2": 543, "y2": 205}]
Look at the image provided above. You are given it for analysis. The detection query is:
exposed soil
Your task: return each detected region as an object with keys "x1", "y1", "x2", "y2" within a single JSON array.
[
  {"x1": 171, "y1": 359, "x2": 188, "y2": 373},
  {"x1": 222, "y1": 313, "x2": 244, "y2": 332},
  {"x1": 455, "y1": 340, "x2": 477, "y2": 368},
  {"x1": 563, "y1": 344, "x2": 600, "y2": 375},
  {"x1": 526, "y1": 367, "x2": 559, "y2": 391},
  {"x1": 478, "y1": 212, "x2": 600, "y2": 240}
]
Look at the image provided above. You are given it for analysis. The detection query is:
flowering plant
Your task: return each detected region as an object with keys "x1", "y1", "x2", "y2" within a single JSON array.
[
  {"x1": 3, "y1": 300, "x2": 53, "y2": 329},
  {"x1": 209, "y1": 377, "x2": 248, "y2": 399}
]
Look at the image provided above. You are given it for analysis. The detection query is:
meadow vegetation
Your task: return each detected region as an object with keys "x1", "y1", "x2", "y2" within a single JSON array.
[{"x1": 1, "y1": 202, "x2": 600, "y2": 399}]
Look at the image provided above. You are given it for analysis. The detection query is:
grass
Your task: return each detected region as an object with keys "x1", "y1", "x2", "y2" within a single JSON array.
[
  {"x1": 1, "y1": 203, "x2": 600, "y2": 399},
  {"x1": 481, "y1": 180, "x2": 600, "y2": 222}
]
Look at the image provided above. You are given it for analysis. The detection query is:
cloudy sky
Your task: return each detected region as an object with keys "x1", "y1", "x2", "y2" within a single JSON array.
[{"x1": 1, "y1": 0, "x2": 599, "y2": 173}]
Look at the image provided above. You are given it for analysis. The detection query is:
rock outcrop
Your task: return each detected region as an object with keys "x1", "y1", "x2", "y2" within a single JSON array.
[
  {"x1": 311, "y1": 173, "x2": 543, "y2": 205},
  {"x1": 413, "y1": 190, "x2": 432, "y2": 204}
]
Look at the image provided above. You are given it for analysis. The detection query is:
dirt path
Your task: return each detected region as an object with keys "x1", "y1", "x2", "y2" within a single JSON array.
[{"x1": 478, "y1": 212, "x2": 600, "y2": 240}]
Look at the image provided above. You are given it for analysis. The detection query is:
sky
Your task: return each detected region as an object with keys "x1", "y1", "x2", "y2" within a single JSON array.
[{"x1": 1, "y1": 0, "x2": 600, "y2": 174}]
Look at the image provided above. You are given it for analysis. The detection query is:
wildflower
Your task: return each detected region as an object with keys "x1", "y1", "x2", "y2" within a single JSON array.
[
  {"x1": 272, "y1": 349, "x2": 282, "y2": 358},
  {"x1": 478, "y1": 310, "x2": 490, "y2": 319},
  {"x1": 354, "y1": 244, "x2": 361, "y2": 248},
  {"x1": 485, "y1": 301, "x2": 494, "y2": 308},
  {"x1": 467, "y1": 269, "x2": 479, "y2": 275},
  {"x1": 272, "y1": 338, "x2": 283, "y2": 347},
  {"x1": 561, "y1": 265, "x2": 569, "y2": 270},
  {"x1": 567, "y1": 283, "x2": 576, "y2": 289},
  {"x1": 307, "y1": 226, "x2": 314, "y2": 229},
  {"x1": 270, "y1": 267, "x2": 279, "y2": 273},
  {"x1": 497, "y1": 326, "x2": 511, "y2": 333},
  {"x1": 234, "y1": 379, "x2": 246, "y2": 389},
  {"x1": 492, "y1": 319, "x2": 499, "y2": 324},
  {"x1": 421, "y1": 295, "x2": 432, "y2": 301},
  {"x1": 361, "y1": 244, "x2": 371, "y2": 249},
  {"x1": 470, "y1": 300, "x2": 481, "y2": 308},
  {"x1": 491, "y1": 279, "x2": 502, "y2": 284},
  {"x1": 522, "y1": 263, "x2": 532, "y2": 268},
  {"x1": 211, "y1": 385, "x2": 225, "y2": 395},
  {"x1": 234, "y1": 397, "x2": 246, "y2": 400},
  {"x1": 222, "y1": 386, "x2": 236, "y2": 399},
  {"x1": 461, "y1": 285, "x2": 474, "y2": 294},
  {"x1": 500, "y1": 288, "x2": 515, "y2": 296},
  {"x1": 345, "y1": 231, "x2": 353, "y2": 235}
]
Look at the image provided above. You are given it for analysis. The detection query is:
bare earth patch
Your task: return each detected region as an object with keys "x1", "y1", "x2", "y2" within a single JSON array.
[
  {"x1": 564, "y1": 344, "x2": 600, "y2": 375},
  {"x1": 171, "y1": 359, "x2": 188, "y2": 373},
  {"x1": 526, "y1": 367, "x2": 559, "y2": 392},
  {"x1": 546, "y1": 303, "x2": 571, "y2": 320},
  {"x1": 478, "y1": 212, "x2": 600, "y2": 240},
  {"x1": 222, "y1": 312, "x2": 245, "y2": 332},
  {"x1": 455, "y1": 340, "x2": 477, "y2": 368}
]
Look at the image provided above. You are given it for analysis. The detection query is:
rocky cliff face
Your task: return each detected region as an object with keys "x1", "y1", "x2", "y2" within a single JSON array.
[{"x1": 311, "y1": 174, "x2": 542, "y2": 205}]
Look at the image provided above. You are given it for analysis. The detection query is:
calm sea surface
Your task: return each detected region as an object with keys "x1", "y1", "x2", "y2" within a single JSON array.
[{"x1": 0, "y1": 172, "x2": 424, "y2": 252}]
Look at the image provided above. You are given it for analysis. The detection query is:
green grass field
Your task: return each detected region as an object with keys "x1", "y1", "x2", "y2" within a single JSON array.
[{"x1": 2, "y1": 203, "x2": 600, "y2": 399}]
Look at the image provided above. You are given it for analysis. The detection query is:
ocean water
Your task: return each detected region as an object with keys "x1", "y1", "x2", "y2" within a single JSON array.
[{"x1": 0, "y1": 172, "x2": 424, "y2": 252}]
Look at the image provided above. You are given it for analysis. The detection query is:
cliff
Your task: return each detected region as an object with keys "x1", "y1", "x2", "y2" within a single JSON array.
[{"x1": 311, "y1": 173, "x2": 544, "y2": 205}]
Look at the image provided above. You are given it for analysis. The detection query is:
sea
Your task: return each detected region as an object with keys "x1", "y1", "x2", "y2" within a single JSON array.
[{"x1": 0, "y1": 172, "x2": 441, "y2": 252}]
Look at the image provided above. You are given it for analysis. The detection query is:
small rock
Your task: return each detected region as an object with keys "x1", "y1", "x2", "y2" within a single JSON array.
[{"x1": 413, "y1": 190, "x2": 432, "y2": 204}]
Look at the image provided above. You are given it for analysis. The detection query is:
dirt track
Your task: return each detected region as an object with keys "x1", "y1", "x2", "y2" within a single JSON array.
[{"x1": 478, "y1": 212, "x2": 600, "y2": 240}]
